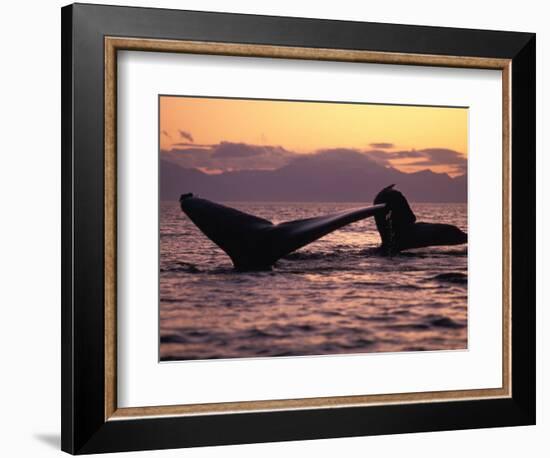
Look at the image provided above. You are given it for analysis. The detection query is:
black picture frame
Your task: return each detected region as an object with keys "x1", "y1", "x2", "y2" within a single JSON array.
[{"x1": 61, "y1": 3, "x2": 535, "y2": 454}]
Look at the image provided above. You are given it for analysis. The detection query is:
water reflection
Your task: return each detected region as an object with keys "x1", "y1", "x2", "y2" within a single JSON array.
[{"x1": 160, "y1": 201, "x2": 467, "y2": 361}]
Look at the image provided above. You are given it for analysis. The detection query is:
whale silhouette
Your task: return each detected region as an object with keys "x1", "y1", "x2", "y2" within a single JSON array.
[
  {"x1": 178, "y1": 186, "x2": 468, "y2": 270},
  {"x1": 179, "y1": 193, "x2": 385, "y2": 270},
  {"x1": 373, "y1": 184, "x2": 467, "y2": 255}
]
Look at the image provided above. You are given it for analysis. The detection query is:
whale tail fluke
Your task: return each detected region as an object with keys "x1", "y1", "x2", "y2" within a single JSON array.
[
  {"x1": 180, "y1": 194, "x2": 385, "y2": 270},
  {"x1": 264, "y1": 204, "x2": 386, "y2": 264},
  {"x1": 179, "y1": 186, "x2": 467, "y2": 269},
  {"x1": 179, "y1": 194, "x2": 274, "y2": 269}
]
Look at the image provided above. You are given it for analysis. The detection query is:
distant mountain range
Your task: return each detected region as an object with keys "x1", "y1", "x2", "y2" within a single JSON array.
[{"x1": 160, "y1": 150, "x2": 467, "y2": 202}]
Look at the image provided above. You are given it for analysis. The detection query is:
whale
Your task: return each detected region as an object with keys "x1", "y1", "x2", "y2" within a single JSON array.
[
  {"x1": 178, "y1": 186, "x2": 467, "y2": 269},
  {"x1": 373, "y1": 184, "x2": 467, "y2": 255},
  {"x1": 179, "y1": 193, "x2": 385, "y2": 270}
]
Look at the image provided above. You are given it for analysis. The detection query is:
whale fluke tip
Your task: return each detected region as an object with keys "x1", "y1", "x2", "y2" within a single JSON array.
[{"x1": 180, "y1": 193, "x2": 194, "y2": 202}]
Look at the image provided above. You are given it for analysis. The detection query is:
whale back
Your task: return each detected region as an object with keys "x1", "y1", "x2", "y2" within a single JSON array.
[{"x1": 398, "y1": 222, "x2": 468, "y2": 250}]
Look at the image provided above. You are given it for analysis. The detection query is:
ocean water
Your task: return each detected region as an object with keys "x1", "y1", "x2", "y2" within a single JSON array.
[{"x1": 160, "y1": 201, "x2": 468, "y2": 361}]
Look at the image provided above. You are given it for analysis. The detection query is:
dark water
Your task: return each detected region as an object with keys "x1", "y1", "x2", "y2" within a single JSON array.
[{"x1": 160, "y1": 202, "x2": 467, "y2": 361}]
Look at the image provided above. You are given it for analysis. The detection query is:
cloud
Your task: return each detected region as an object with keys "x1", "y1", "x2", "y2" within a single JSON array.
[
  {"x1": 212, "y1": 142, "x2": 291, "y2": 159},
  {"x1": 376, "y1": 148, "x2": 466, "y2": 174},
  {"x1": 162, "y1": 141, "x2": 297, "y2": 173},
  {"x1": 369, "y1": 142, "x2": 394, "y2": 149},
  {"x1": 172, "y1": 142, "x2": 214, "y2": 148},
  {"x1": 363, "y1": 149, "x2": 423, "y2": 165},
  {"x1": 415, "y1": 148, "x2": 466, "y2": 165},
  {"x1": 310, "y1": 148, "x2": 379, "y2": 165},
  {"x1": 162, "y1": 130, "x2": 171, "y2": 139},
  {"x1": 162, "y1": 141, "x2": 466, "y2": 176},
  {"x1": 178, "y1": 129, "x2": 194, "y2": 143},
  {"x1": 409, "y1": 148, "x2": 467, "y2": 173},
  {"x1": 361, "y1": 147, "x2": 466, "y2": 175}
]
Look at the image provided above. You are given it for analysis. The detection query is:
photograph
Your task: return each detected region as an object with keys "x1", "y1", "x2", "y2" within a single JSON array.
[
  {"x1": 159, "y1": 95, "x2": 469, "y2": 361},
  {"x1": 55, "y1": 2, "x2": 537, "y2": 454}
]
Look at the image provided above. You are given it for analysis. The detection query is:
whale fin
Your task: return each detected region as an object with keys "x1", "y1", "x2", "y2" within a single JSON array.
[
  {"x1": 179, "y1": 194, "x2": 384, "y2": 270},
  {"x1": 372, "y1": 185, "x2": 467, "y2": 253}
]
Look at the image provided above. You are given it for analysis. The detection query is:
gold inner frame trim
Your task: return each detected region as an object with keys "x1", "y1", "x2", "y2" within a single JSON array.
[{"x1": 104, "y1": 36, "x2": 512, "y2": 421}]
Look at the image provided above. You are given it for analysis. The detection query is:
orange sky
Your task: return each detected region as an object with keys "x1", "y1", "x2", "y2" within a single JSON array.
[{"x1": 160, "y1": 96, "x2": 468, "y2": 176}]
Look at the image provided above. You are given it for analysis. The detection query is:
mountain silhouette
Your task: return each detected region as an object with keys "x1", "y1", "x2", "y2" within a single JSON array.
[{"x1": 160, "y1": 149, "x2": 466, "y2": 202}]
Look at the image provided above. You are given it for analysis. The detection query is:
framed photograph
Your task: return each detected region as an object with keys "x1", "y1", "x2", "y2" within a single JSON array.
[{"x1": 61, "y1": 3, "x2": 536, "y2": 454}]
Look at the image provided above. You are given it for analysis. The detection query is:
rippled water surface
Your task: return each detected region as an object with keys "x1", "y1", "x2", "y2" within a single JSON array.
[{"x1": 160, "y1": 202, "x2": 467, "y2": 361}]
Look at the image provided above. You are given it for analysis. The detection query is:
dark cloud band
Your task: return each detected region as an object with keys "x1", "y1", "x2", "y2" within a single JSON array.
[{"x1": 162, "y1": 141, "x2": 466, "y2": 176}]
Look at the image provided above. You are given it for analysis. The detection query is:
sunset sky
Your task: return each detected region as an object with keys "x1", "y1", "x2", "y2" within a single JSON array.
[{"x1": 160, "y1": 96, "x2": 468, "y2": 177}]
